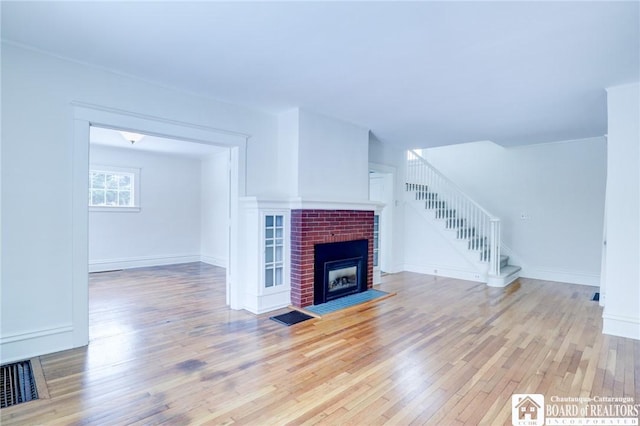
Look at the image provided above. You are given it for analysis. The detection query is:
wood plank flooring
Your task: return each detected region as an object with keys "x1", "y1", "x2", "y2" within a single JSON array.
[{"x1": 2, "y1": 263, "x2": 638, "y2": 425}]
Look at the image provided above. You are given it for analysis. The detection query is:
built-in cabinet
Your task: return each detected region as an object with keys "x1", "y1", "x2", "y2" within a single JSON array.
[
  {"x1": 237, "y1": 198, "x2": 291, "y2": 314},
  {"x1": 373, "y1": 213, "x2": 381, "y2": 284}
]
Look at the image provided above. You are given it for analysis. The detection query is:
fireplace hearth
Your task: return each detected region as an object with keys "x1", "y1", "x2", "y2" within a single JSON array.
[{"x1": 314, "y1": 239, "x2": 368, "y2": 305}]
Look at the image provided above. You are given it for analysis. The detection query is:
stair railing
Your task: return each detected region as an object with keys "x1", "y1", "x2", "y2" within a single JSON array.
[{"x1": 406, "y1": 150, "x2": 501, "y2": 276}]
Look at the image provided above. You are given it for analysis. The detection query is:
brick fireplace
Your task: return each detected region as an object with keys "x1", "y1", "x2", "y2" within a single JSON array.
[{"x1": 290, "y1": 209, "x2": 374, "y2": 308}]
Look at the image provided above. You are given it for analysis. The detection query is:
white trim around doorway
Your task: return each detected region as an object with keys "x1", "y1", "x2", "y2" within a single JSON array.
[{"x1": 72, "y1": 102, "x2": 248, "y2": 349}]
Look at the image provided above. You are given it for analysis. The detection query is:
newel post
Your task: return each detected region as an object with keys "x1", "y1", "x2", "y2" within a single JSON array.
[{"x1": 490, "y1": 219, "x2": 501, "y2": 275}]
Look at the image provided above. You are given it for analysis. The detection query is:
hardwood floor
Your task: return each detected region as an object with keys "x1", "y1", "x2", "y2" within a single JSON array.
[{"x1": 2, "y1": 263, "x2": 638, "y2": 425}]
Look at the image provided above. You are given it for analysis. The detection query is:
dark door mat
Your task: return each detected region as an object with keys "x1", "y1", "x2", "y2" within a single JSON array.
[
  {"x1": 1, "y1": 360, "x2": 38, "y2": 408},
  {"x1": 592, "y1": 292, "x2": 600, "y2": 301},
  {"x1": 270, "y1": 310, "x2": 314, "y2": 326}
]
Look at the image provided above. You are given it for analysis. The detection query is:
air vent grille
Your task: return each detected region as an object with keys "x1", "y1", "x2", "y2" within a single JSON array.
[{"x1": 0, "y1": 360, "x2": 38, "y2": 408}]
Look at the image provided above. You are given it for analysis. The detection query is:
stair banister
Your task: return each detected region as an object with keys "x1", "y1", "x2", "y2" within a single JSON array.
[
  {"x1": 407, "y1": 150, "x2": 498, "y2": 220},
  {"x1": 406, "y1": 150, "x2": 502, "y2": 275}
]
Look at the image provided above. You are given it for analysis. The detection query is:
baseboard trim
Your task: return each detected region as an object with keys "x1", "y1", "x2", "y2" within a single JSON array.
[
  {"x1": 402, "y1": 263, "x2": 485, "y2": 283},
  {"x1": 520, "y1": 268, "x2": 600, "y2": 286},
  {"x1": 89, "y1": 254, "x2": 201, "y2": 272},
  {"x1": 1, "y1": 325, "x2": 75, "y2": 364},
  {"x1": 243, "y1": 289, "x2": 291, "y2": 315},
  {"x1": 200, "y1": 255, "x2": 228, "y2": 268},
  {"x1": 602, "y1": 313, "x2": 640, "y2": 340}
]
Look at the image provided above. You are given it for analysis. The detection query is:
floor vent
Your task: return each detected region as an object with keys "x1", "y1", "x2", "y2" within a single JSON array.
[{"x1": 1, "y1": 360, "x2": 38, "y2": 408}]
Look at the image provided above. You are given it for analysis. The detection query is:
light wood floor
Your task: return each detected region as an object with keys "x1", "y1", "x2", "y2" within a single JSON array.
[{"x1": 2, "y1": 263, "x2": 638, "y2": 425}]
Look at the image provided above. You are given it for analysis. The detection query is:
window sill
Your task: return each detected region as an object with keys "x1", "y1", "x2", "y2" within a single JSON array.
[{"x1": 89, "y1": 206, "x2": 141, "y2": 213}]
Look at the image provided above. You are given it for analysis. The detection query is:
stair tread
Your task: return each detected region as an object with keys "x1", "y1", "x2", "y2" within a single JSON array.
[{"x1": 496, "y1": 265, "x2": 521, "y2": 277}]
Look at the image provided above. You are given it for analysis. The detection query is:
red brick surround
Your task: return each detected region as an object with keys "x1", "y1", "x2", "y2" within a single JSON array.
[{"x1": 290, "y1": 209, "x2": 374, "y2": 307}]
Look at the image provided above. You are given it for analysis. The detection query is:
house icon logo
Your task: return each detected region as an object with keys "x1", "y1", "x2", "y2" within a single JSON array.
[{"x1": 512, "y1": 394, "x2": 544, "y2": 426}]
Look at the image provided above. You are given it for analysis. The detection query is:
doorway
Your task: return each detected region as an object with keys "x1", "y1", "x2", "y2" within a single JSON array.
[
  {"x1": 88, "y1": 126, "x2": 230, "y2": 274},
  {"x1": 72, "y1": 103, "x2": 248, "y2": 349},
  {"x1": 369, "y1": 166, "x2": 395, "y2": 274}
]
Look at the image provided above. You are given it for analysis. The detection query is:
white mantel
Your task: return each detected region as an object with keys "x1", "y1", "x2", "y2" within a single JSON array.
[{"x1": 240, "y1": 196, "x2": 383, "y2": 212}]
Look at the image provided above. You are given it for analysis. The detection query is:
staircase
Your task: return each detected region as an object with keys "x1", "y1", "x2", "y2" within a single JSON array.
[{"x1": 406, "y1": 150, "x2": 520, "y2": 287}]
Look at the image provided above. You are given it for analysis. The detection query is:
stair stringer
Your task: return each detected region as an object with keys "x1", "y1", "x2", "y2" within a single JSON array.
[{"x1": 405, "y1": 197, "x2": 490, "y2": 282}]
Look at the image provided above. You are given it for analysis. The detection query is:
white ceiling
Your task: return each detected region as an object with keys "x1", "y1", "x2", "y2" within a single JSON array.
[
  {"x1": 90, "y1": 126, "x2": 227, "y2": 159},
  {"x1": 2, "y1": 1, "x2": 638, "y2": 149}
]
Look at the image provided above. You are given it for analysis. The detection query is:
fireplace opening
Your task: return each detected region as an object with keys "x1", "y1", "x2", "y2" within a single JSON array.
[
  {"x1": 314, "y1": 239, "x2": 368, "y2": 305},
  {"x1": 327, "y1": 258, "x2": 361, "y2": 294}
]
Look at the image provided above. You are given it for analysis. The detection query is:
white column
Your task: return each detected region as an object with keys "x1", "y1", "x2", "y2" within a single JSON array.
[{"x1": 602, "y1": 83, "x2": 640, "y2": 340}]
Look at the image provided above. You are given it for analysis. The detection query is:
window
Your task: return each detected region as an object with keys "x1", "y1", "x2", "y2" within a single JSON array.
[
  {"x1": 89, "y1": 165, "x2": 140, "y2": 211},
  {"x1": 264, "y1": 214, "x2": 284, "y2": 288}
]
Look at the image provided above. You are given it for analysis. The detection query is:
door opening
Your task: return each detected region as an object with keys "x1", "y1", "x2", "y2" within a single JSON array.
[
  {"x1": 72, "y1": 102, "x2": 247, "y2": 349},
  {"x1": 369, "y1": 167, "x2": 395, "y2": 275}
]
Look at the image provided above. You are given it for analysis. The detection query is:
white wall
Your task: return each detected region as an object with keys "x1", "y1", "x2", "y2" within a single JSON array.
[
  {"x1": 414, "y1": 137, "x2": 606, "y2": 285},
  {"x1": 277, "y1": 109, "x2": 300, "y2": 197},
  {"x1": 298, "y1": 109, "x2": 370, "y2": 201},
  {"x1": 602, "y1": 82, "x2": 640, "y2": 340},
  {"x1": 403, "y1": 202, "x2": 480, "y2": 280},
  {"x1": 88, "y1": 145, "x2": 202, "y2": 271},
  {"x1": 201, "y1": 151, "x2": 230, "y2": 267},
  {"x1": 1, "y1": 43, "x2": 278, "y2": 362},
  {"x1": 275, "y1": 108, "x2": 371, "y2": 202}
]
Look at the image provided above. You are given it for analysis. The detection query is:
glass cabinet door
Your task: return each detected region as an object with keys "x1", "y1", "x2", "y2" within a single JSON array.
[
  {"x1": 264, "y1": 214, "x2": 284, "y2": 288},
  {"x1": 373, "y1": 214, "x2": 380, "y2": 268}
]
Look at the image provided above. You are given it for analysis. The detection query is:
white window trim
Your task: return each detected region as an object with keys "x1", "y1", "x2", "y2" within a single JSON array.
[
  {"x1": 89, "y1": 206, "x2": 141, "y2": 213},
  {"x1": 89, "y1": 164, "x2": 141, "y2": 212}
]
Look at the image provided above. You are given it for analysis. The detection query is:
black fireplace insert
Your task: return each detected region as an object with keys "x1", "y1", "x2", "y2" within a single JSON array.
[{"x1": 314, "y1": 239, "x2": 368, "y2": 305}]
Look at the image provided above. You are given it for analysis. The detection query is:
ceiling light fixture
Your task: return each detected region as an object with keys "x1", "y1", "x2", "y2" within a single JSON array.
[{"x1": 119, "y1": 131, "x2": 145, "y2": 145}]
